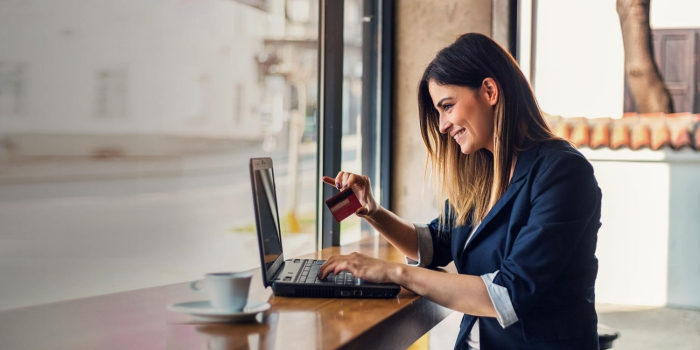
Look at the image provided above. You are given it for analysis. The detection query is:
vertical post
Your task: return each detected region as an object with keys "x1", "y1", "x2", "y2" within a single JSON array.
[
  {"x1": 360, "y1": 0, "x2": 378, "y2": 237},
  {"x1": 360, "y1": 0, "x2": 393, "y2": 235},
  {"x1": 492, "y1": 0, "x2": 518, "y2": 59},
  {"x1": 378, "y1": 0, "x2": 394, "y2": 211},
  {"x1": 317, "y1": 0, "x2": 345, "y2": 249},
  {"x1": 517, "y1": 0, "x2": 536, "y2": 84}
]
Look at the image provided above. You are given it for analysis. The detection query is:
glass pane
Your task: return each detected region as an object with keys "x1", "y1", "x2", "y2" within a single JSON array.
[
  {"x1": 340, "y1": 0, "x2": 364, "y2": 245},
  {"x1": 0, "y1": 0, "x2": 318, "y2": 310}
]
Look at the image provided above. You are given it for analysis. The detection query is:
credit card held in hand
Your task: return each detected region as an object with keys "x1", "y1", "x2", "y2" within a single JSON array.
[{"x1": 325, "y1": 188, "x2": 362, "y2": 222}]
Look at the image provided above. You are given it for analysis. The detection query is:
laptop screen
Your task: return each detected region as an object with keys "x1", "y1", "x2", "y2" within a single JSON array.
[{"x1": 249, "y1": 158, "x2": 284, "y2": 287}]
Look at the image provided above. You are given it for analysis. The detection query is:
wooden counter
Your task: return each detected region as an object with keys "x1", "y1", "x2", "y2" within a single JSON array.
[{"x1": 0, "y1": 236, "x2": 455, "y2": 350}]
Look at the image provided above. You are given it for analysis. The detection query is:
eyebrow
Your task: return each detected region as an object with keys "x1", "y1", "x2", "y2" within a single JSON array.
[{"x1": 436, "y1": 97, "x2": 452, "y2": 108}]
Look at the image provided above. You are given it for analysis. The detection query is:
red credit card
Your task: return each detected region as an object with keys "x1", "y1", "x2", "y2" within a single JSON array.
[{"x1": 325, "y1": 188, "x2": 362, "y2": 222}]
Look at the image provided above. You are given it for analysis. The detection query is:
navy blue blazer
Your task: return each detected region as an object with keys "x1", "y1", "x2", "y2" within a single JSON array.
[{"x1": 425, "y1": 140, "x2": 601, "y2": 350}]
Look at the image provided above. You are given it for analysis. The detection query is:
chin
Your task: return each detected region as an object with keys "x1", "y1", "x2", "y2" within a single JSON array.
[
  {"x1": 459, "y1": 145, "x2": 476, "y2": 155},
  {"x1": 459, "y1": 143, "x2": 487, "y2": 155}
]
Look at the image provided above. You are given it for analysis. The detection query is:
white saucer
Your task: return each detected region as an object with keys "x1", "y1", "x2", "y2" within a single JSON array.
[{"x1": 167, "y1": 301, "x2": 270, "y2": 323}]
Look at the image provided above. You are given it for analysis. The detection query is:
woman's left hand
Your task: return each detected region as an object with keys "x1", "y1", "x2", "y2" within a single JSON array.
[{"x1": 317, "y1": 252, "x2": 399, "y2": 284}]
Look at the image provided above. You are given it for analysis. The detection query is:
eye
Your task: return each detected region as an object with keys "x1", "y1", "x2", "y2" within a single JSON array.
[{"x1": 443, "y1": 104, "x2": 453, "y2": 112}]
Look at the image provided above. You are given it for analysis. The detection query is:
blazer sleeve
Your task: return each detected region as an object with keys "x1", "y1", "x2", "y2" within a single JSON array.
[
  {"x1": 492, "y1": 152, "x2": 601, "y2": 320},
  {"x1": 422, "y1": 201, "x2": 457, "y2": 269}
]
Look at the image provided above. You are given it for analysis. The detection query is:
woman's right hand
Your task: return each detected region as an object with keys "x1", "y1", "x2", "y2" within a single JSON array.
[{"x1": 322, "y1": 171, "x2": 379, "y2": 219}]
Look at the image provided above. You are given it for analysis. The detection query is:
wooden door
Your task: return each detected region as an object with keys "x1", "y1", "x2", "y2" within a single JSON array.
[{"x1": 623, "y1": 28, "x2": 699, "y2": 113}]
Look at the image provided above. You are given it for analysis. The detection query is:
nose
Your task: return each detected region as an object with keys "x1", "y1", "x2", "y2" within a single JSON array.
[{"x1": 438, "y1": 113, "x2": 451, "y2": 134}]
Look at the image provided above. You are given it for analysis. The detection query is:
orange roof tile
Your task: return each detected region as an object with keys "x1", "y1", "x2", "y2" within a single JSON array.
[
  {"x1": 545, "y1": 113, "x2": 700, "y2": 151},
  {"x1": 590, "y1": 123, "x2": 610, "y2": 149},
  {"x1": 610, "y1": 124, "x2": 630, "y2": 150},
  {"x1": 631, "y1": 124, "x2": 651, "y2": 150},
  {"x1": 672, "y1": 128, "x2": 692, "y2": 150},
  {"x1": 552, "y1": 122, "x2": 570, "y2": 140},
  {"x1": 571, "y1": 123, "x2": 590, "y2": 147},
  {"x1": 650, "y1": 124, "x2": 671, "y2": 150}
]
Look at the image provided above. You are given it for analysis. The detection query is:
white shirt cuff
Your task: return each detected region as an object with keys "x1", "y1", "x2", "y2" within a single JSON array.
[
  {"x1": 405, "y1": 223, "x2": 433, "y2": 267},
  {"x1": 481, "y1": 271, "x2": 519, "y2": 328}
]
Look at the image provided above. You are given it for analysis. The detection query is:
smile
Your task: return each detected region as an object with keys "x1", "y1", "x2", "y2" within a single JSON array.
[{"x1": 454, "y1": 129, "x2": 465, "y2": 142}]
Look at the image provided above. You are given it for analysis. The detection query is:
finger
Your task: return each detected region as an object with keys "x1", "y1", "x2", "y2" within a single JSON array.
[
  {"x1": 348, "y1": 173, "x2": 369, "y2": 190},
  {"x1": 322, "y1": 176, "x2": 337, "y2": 187},
  {"x1": 355, "y1": 205, "x2": 369, "y2": 216},
  {"x1": 333, "y1": 253, "x2": 362, "y2": 275},
  {"x1": 318, "y1": 256, "x2": 340, "y2": 279},
  {"x1": 335, "y1": 171, "x2": 346, "y2": 190},
  {"x1": 346, "y1": 173, "x2": 359, "y2": 190},
  {"x1": 332, "y1": 260, "x2": 352, "y2": 276},
  {"x1": 341, "y1": 172, "x2": 352, "y2": 189}
]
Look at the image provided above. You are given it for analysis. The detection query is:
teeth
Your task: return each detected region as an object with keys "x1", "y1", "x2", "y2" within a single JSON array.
[{"x1": 454, "y1": 130, "x2": 465, "y2": 140}]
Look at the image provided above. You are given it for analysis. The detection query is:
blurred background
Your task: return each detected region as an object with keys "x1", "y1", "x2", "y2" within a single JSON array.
[
  {"x1": 0, "y1": 0, "x2": 370, "y2": 309},
  {"x1": 1, "y1": 0, "x2": 699, "y2": 349}
]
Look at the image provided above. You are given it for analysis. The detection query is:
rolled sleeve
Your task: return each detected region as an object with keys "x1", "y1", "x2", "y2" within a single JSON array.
[
  {"x1": 482, "y1": 271, "x2": 519, "y2": 328},
  {"x1": 405, "y1": 223, "x2": 434, "y2": 267}
]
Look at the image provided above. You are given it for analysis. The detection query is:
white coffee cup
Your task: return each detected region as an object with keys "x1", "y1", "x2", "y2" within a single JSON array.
[{"x1": 190, "y1": 271, "x2": 253, "y2": 311}]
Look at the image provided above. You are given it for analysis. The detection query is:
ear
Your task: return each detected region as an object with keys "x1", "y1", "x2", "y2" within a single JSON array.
[{"x1": 481, "y1": 77, "x2": 499, "y2": 107}]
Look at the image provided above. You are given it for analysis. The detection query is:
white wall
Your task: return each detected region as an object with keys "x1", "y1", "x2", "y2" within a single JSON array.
[
  {"x1": 533, "y1": 0, "x2": 625, "y2": 118},
  {"x1": 651, "y1": 0, "x2": 700, "y2": 29},
  {"x1": 667, "y1": 162, "x2": 700, "y2": 308},
  {"x1": 533, "y1": 0, "x2": 700, "y2": 119},
  {"x1": 591, "y1": 159, "x2": 670, "y2": 306},
  {"x1": 583, "y1": 150, "x2": 700, "y2": 308}
]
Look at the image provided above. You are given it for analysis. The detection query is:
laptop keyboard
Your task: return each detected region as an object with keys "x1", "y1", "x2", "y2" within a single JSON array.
[{"x1": 298, "y1": 259, "x2": 357, "y2": 285}]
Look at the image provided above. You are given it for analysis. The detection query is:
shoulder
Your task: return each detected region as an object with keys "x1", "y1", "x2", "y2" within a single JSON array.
[
  {"x1": 535, "y1": 139, "x2": 585, "y2": 162},
  {"x1": 520, "y1": 140, "x2": 601, "y2": 211},
  {"x1": 529, "y1": 139, "x2": 593, "y2": 179}
]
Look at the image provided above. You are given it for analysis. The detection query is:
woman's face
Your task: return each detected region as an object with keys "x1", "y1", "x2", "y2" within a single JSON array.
[{"x1": 428, "y1": 78, "x2": 498, "y2": 154}]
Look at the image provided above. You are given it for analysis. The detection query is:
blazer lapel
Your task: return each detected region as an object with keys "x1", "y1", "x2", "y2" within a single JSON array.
[
  {"x1": 461, "y1": 144, "x2": 541, "y2": 253},
  {"x1": 452, "y1": 212, "x2": 474, "y2": 261}
]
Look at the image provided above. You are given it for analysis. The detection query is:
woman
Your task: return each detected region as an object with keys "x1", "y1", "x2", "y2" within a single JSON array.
[{"x1": 318, "y1": 33, "x2": 601, "y2": 349}]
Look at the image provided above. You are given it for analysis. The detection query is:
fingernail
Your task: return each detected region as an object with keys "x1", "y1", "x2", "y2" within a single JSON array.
[
  {"x1": 343, "y1": 184, "x2": 348, "y2": 189},
  {"x1": 336, "y1": 183, "x2": 341, "y2": 189}
]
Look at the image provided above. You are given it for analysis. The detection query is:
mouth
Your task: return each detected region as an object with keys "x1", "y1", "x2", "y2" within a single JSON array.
[{"x1": 453, "y1": 129, "x2": 466, "y2": 142}]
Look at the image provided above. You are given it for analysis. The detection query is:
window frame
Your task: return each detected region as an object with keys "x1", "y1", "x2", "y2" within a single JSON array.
[{"x1": 316, "y1": 0, "x2": 394, "y2": 248}]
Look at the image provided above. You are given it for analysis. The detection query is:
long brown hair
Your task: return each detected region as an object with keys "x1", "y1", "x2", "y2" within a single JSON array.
[{"x1": 418, "y1": 33, "x2": 557, "y2": 227}]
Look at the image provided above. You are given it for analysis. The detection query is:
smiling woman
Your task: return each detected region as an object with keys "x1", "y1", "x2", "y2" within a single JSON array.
[{"x1": 318, "y1": 33, "x2": 602, "y2": 349}]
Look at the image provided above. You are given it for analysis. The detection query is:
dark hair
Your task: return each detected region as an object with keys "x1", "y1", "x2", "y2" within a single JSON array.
[{"x1": 418, "y1": 33, "x2": 557, "y2": 226}]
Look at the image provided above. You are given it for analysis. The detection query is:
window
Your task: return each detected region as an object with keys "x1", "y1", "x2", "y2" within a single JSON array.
[
  {"x1": 0, "y1": 0, "x2": 391, "y2": 311},
  {"x1": 0, "y1": 0, "x2": 321, "y2": 310}
]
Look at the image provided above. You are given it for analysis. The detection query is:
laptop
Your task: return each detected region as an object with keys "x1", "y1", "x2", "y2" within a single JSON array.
[{"x1": 249, "y1": 157, "x2": 401, "y2": 298}]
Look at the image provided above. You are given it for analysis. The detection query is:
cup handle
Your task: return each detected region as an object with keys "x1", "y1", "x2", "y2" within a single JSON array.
[{"x1": 190, "y1": 280, "x2": 205, "y2": 292}]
